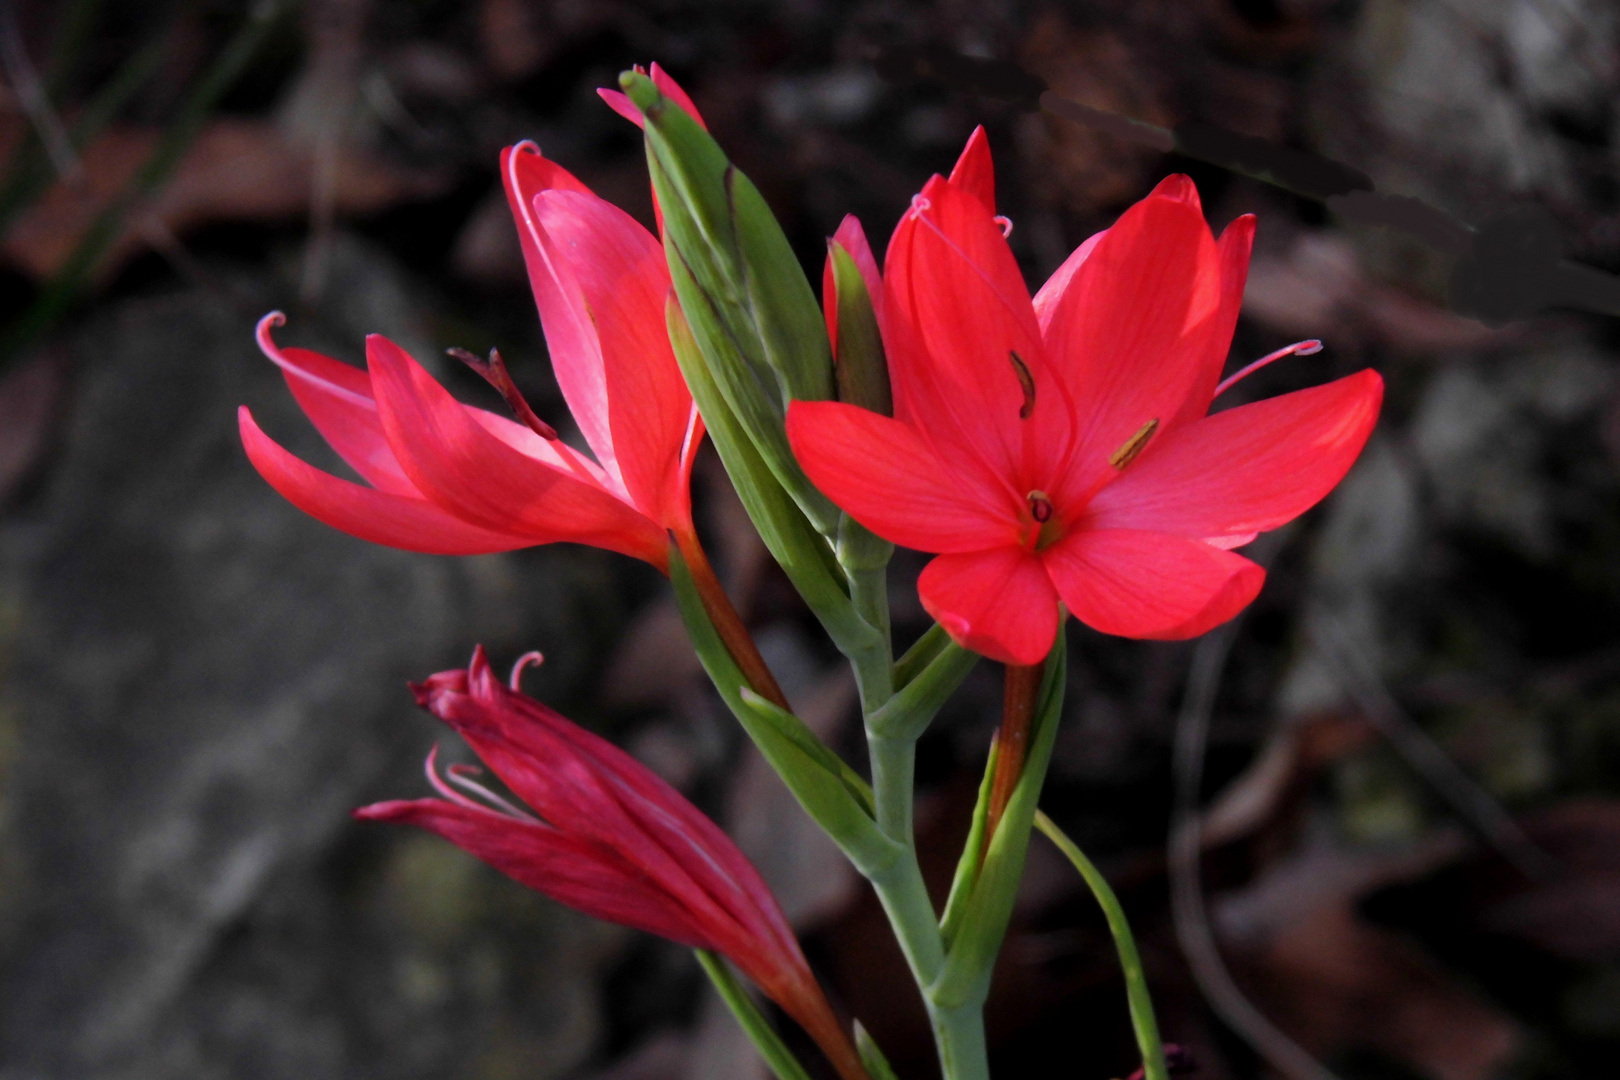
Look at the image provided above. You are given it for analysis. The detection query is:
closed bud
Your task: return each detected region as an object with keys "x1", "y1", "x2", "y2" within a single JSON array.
[
  {"x1": 826, "y1": 240, "x2": 893, "y2": 417},
  {"x1": 619, "y1": 70, "x2": 840, "y2": 536}
]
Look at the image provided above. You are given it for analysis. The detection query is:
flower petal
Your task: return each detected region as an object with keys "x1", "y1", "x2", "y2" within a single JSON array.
[
  {"x1": 1044, "y1": 528, "x2": 1265, "y2": 639},
  {"x1": 239, "y1": 408, "x2": 532, "y2": 555},
  {"x1": 824, "y1": 213, "x2": 885, "y2": 355},
  {"x1": 365, "y1": 335, "x2": 668, "y2": 566},
  {"x1": 947, "y1": 125, "x2": 995, "y2": 212},
  {"x1": 1171, "y1": 213, "x2": 1257, "y2": 427},
  {"x1": 1042, "y1": 184, "x2": 1224, "y2": 505},
  {"x1": 787, "y1": 401, "x2": 1016, "y2": 553},
  {"x1": 597, "y1": 61, "x2": 708, "y2": 130},
  {"x1": 501, "y1": 144, "x2": 631, "y2": 499},
  {"x1": 534, "y1": 188, "x2": 691, "y2": 524},
  {"x1": 885, "y1": 175, "x2": 1067, "y2": 491},
  {"x1": 1032, "y1": 228, "x2": 1104, "y2": 333},
  {"x1": 356, "y1": 798, "x2": 714, "y2": 948},
  {"x1": 918, "y1": 548, "x2": 1059, "y2": 665},
  {"x1": 1087, "y1": 369, "x2": 1383, "y2": 539},
  {"x1": 417, "y1": 651, "x2": 798, "y2": 966}
]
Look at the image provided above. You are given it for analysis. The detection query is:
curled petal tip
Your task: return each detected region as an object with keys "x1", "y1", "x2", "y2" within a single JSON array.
[
  {"x1": 509, "y1": 651, "x2": 546, "y2": 691},
  {"x1": 254, "y1": 311, "x2": 288, "y2": 359}
]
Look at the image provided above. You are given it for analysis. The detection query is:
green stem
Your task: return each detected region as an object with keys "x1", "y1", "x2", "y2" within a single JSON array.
[
  {"x1": 1034, "y1": 810, "x2": 1168, "y2": 1080},
  {"x1": 929, "y1": 999, "x2": 991, "y2": 1080},
  {"x1": 695, "y1": 950, "x2": 816, "y2": 1080}
]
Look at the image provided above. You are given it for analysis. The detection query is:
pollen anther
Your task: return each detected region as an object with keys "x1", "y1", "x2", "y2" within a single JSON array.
[
  {"x1": 1109, "y1": 418, "x2": 1160, "y2": 469},
  {"x1": 1009, "y1": 350, "x2": 1036, "y2": 419}
]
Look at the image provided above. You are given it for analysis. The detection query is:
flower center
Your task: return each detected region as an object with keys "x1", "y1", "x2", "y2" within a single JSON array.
[{"x1": 1024, "y1": 490, "x2": 1063, "y2": 550}]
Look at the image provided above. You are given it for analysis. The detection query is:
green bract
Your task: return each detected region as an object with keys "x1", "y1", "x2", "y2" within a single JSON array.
[{"x1": 623, "y1": 70, "x2": 840, "y2": 536}]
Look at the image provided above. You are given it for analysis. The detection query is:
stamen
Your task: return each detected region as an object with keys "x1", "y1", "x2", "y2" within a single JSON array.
[
  {"x1": 1027, "y1": 490, "x2": 1053, "y2": 522},
  {"x1": 993, "y1": 214, "x2": 1013, "y2": 237},
  {"x1": 1109, "y1": 418, "x2": 1159, "y2": 470},
  {"x1": 423, "y1": 745, "x2": 489, "y2": 813},
  {"x1": 1213, "y1": 339, "x2": 1323, "y2": 399},
  {"x1": 910, "y1": 193, "x2": 932, "y2": 215},
  {"x1": 448, "y1": 346, "x2": 559, "y2": 441},
  {"x1": 446, "y1": 764, "x2": 542, "y2": 824},
  {"x1": 509, "y1": 650, "x2": 545, "y2": 692},
  {"x1": 1008, "y1": 350, "x2": 1036, "y2": 419}
]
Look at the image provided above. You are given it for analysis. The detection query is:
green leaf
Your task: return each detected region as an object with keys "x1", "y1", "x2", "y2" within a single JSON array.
[
  {"x1": 866, "y1": 637, "x2": 979, "y2": 742},
  {"x1": 666, "y1": 298, "x2": 879, "y2": 661},
  {"x1": 1034, "y1": 810, "x2": 1170, "y2": 1080},
  {"x1": 894, "y1": 622, "x2": 951, "y2": 688},
  {"x1": 625, "y1": 70, "x2": 841, "y2": 538},
  {"x1": 930, "y1": 627, "x2": 1068, "y2": 1008},
  {"x1": 854, "y1": 1020, "x2": 902, "y2": 1080},
  {"x1": 695, "y1": 950, "x2": 816, "y2": 1080},
  {"x1": 671, "y1": 546, "x2": 902, "y2": 877},
  {"x1": 828, "y1": 242, "x2": 892, "y2": 416},
  {"x1": 938, "y1": 736, "x2": 997, "y2": 951}
]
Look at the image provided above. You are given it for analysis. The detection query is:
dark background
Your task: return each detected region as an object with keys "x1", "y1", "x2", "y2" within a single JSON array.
[{"x1": 2, "y1": 1, "x2": 1618, "y2": 1078}]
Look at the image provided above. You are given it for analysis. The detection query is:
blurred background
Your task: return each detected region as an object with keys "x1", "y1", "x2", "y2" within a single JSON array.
[{"x1": 1, "y1": 1, "x2": 1618, "y2": 1078}]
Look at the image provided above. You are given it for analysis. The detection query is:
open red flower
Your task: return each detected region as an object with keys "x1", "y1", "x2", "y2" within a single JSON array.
[
  {"x1": 358, "y1": 647, "x2": 865, "y2": 1080},
  {"x1": 239, "y1": 122, "x2": 701, "y2": 569},
  {"x1": 787, "y1": 129, "x2": 1383, "y2": 665}
]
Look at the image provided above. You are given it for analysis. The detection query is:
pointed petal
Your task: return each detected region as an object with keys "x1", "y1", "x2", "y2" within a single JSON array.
[
  {"x1": 1147, "y1": 172, "x2": 1202, "y2": 209},
  {"x1": 239, "y1": 408, "x2": 531, "y2": 555},
  {"x1": 356, "y1": 799, "x2": 715, "y2": 948},
  {"x1": 597, "y1": 62, "x2": 708, "y2": 130},
  {"x1": 825, "y1": 214, "x2": 885, "y2": 354},
  {"x1": 1087, "y1": 369, "x2": 1383, "y2": 539},
  {"x1": 1171, "y1": 213, "x2": 1257, "y2": 427},
  {"x1": 787, "y1": 401, "x2": 1016, "y2": 552},
  {"x1": 501, "y1": 144, "x2": 630, "y2": 496},
  {"x1": 1043, "y1": 188, "x2": 1225, "y2": 507},
  {"x1": 947, "y1": 125, "x2": 995, "y2": 212},
  {"x1": 365, "y1": 336, "x2": 668, "y2": 566},
  {"x1": 1044, "y1": 529, "x2": 1265, "y2": 640},
  {"x1": 534, "y1": 188, "x2": 691, "y2": 524},
  {"x1": 419, "y1": 651, "x2": 797, "y2": 963},
  {"x1": 918, "y1": 548, "x2": 1060, "y2": 665},
  {"x1": 255, "y1": 315, "x2": 416, "y2": 496},
  {"x1": 884, "y1": 176, "x2": 1067, "y2": 490},
  {"x1": 1032, "y1": 228, "x2": 1105, "y2": 333}
]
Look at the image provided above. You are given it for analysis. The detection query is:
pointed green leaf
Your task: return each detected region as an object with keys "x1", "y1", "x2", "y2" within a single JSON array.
[
  {"x1": 930, "y1": 627, "x2": 1067, "y2": 1008},
  {"x1": 939, "y1": 736, "x2": 997, "y2": 951},
  {"x1": 624, "y1": 70, "x2": 840, "y2": 536},
  {"x1": 853, "y1": 1021, "x2": 902, "y2": 1080},
  {"x1": 866, "y1": 637, "x2": 979, "y2": 742},
  {"x1": 696, "y1": 950, "x2": 816, "y2": 1080},
  {"x1": 1034, "y1": 811, "x2": 1170, "y2": 1080},
  {"x1": 671, "y1": 546, "x2": 901, "y2": 876},
  {"x1": 666, "y1": 297, "x2": 880, "y2": 660}
]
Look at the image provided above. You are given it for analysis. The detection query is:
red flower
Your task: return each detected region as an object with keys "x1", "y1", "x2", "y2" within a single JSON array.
[
  {"x1": 238, "y1": 130, "x2": 702, "y2": 569},
  {"x1": 787, "y1": 129, "x2": 1383, "y2": 665},
  {"x1": 358, "y1": 647, "x2": 865, "y2": 1080}
]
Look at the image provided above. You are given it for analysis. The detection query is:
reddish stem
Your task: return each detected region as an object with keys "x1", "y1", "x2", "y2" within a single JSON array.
[
  {"x1": 983, "y1": 662, "x2": 1042, "y2": 856},
  {"x1": 671, "y1": 524, "x2": 790, "y2": 711}
]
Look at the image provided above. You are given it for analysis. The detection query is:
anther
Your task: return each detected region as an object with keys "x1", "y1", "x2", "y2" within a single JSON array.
[
  {"x1": 1027, "y1": 490, "x2": 1053, "y2": 523},
  {"x1": 910, "y1": 194, "x2": 932, "y2": 215},
  {"x1": 449, "y1": 346, "x2": 559, "y2": 441},
  {"x1": 993, "y1": 215, "x2": 1013, "y2": 237},
  {"x1": 1108, "y1": 418, "x2": 1159, "y2": 469},
  {"x1": 1008, "y1": 350, "x2": 1036, "y2": 419}
]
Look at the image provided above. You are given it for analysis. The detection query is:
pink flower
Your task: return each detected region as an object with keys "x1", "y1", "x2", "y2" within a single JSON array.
[
  {"x1": 358, "y1": 647, "x2": 866, "y2": 1080},
  {"x1": 239, "y1": 120, "x2": 703, "y2": 569},
  {"x1": 787, "y1": 129, "x2": 1383, "y2": 665}
]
